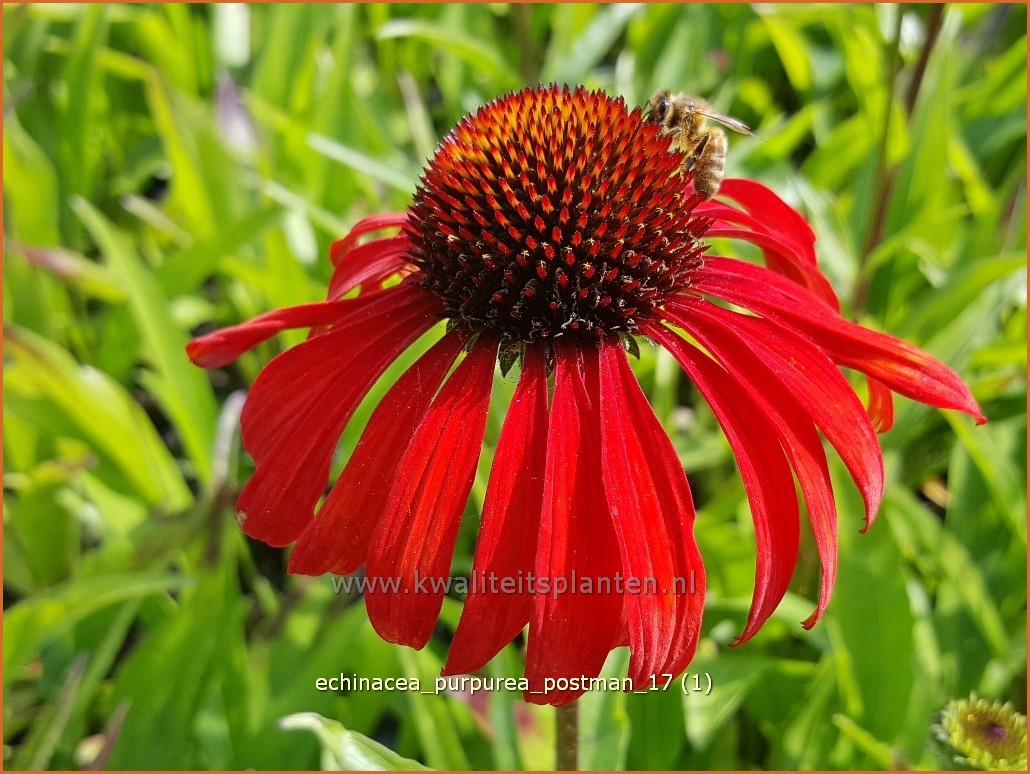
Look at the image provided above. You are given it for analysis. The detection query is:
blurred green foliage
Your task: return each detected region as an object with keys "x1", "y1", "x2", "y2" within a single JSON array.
[{"x1": 3, "y1": 3, "x2": 1026, "y2": 770}]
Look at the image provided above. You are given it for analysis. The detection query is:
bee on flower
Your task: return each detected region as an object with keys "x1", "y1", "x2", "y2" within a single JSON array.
[{"x1": 188, "y1": 85, "x2": 983, "y2": 706}]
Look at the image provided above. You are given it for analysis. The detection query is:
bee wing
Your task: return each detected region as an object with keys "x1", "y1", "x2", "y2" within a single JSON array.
[{"x1": 697, "y1": 108, "x2": 755, "y2": 137}]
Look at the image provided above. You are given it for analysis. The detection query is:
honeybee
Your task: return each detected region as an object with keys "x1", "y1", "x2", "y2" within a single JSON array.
[{"x1": 645, "y1": 89, "x2": 755, "y2": 198}]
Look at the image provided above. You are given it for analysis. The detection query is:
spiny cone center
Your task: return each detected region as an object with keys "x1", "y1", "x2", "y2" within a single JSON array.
[{"x1": 405, "y1": 85, "x2": 711, "y2": 342}]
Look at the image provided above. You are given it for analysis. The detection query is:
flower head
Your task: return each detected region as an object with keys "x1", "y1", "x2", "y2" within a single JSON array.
[
  {"x1": 188, "y1": 85, "x2": 984, "y2": 706},
  {"x1": 406, "y1": 86, "x2": 707, "y2": 342},
  {"x1": 935, "y1": 695, "x2": 1027, "y2": 770}
]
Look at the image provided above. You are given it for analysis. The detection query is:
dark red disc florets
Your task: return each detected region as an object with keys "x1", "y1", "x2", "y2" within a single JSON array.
[{"x1": 405, "y1": 85, "x2": 711, "y2": 342}]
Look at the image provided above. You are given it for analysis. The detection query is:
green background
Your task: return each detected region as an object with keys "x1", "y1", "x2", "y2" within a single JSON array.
[{"x1": 3, "y1": 3, "x2": 1026, "y2": 770}]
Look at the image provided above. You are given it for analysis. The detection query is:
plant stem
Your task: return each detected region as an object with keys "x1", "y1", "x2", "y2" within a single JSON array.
[
  {"x1": 555, "y1": 701, "x2": 579, "y2": 771},
  {"x1": 853, "y1": 4, "x2": 946, "y2": 315},
  {"x1": 904, "y1": 4, "x2": 946, "y2": 117}
]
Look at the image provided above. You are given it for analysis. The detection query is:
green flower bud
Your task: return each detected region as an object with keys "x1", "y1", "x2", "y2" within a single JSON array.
[{"x1": 934, "y1": 695, "x2": 1027, "y2": 771}]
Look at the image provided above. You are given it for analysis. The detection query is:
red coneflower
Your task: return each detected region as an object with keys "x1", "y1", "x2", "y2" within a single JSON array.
[{"x1": 188, "y1": 85, "x2": 984, "y2": 706}]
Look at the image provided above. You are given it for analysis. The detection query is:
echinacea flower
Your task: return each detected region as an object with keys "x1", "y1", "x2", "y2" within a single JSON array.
[
  {"x1": 934, "y1": 695, "x2": 1027, "y2": 770},
  {"x1": 188, "y1": 85, "x2": 984, "y2": 706}
]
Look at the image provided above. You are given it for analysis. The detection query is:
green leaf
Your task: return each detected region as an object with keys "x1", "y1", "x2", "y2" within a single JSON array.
[
  {"x1": 3, "y1": 573, "x2": 190, "y2": 675},
  {"x1": 885, "y1": 485, "x2": 1011, "y2": 660},
  {"x1": 683, "y1": 654, "x2": 770, "y2": 750},
  {"x1": 49, "y1": 600, "x2": 141, "y2": 769},
  {"x1": 396, "y1": 648, "x2": 473, "y2": 770},
  {"x1": 250, "y1": 4, "x2": 323, "y2": 110},
  {"x1": 140, "y1": 71, "x2": 219, "y2": 237},
  {"x1": 72, "y1": 198, "x2": 218, "y2": 483},
  {"x1": 625, "y1": 679, "x2": 684, "y2": 769},
  {"x1": 943, "y1": 412, "x2": 1027, "y2": 543},
  {"x1": 308, "y1": 133, "x2": 418, "y2": 192},
  {"x1": 775, "y1": 656, "x2": 838, "y2": 767},
  {"x1": 578, "y1": 648, "x2": 630, "y2": 770},
  {"x1": 105, "y1": 563, "x2": 246, "y2": 769},
  {"x1": 57, "y1": 4, "x2": 108, "y2": 202},
  {"x1": 541, "y1": 4, "x2": 640, "y2": 84},
  {"x1": 830, "y1": 462, "x2": 916, "y2": 747},
  {"x1": 4, "y1": 476, "x2": 79, "y2": 593},
  {"x1": 10, "y1": 244, "x2": 126, "y2": 302},
  {"x1": 376, "y1": 19, "x2": 521, "y2": 91},
  {"x1": 11, "y1": 653, "x2": 89, "y2": 770},
  {"x1": 484, "y1": 646, "x2": 527, "y2": 770},
  {"x1": 280, "y1": 712, "x2": 432, "y2": 771},
  {"x1": 760, "y1": 13, "x2": 813, "y2": 93},
  {"x1": 831, "y1": 714, "x2": 896, "y2": 769},
  {"x1": 155, "y1": 204, "x2": 283, "y2": 297},
  {"x1": 2, "y1": 113, "x2": 60, "y2": 244},
  {"x1": 3, "y1": 325, "x2": 191, "y2": 509}
]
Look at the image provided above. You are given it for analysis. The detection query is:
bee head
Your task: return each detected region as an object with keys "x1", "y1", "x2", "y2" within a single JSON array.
[{"x1": 647, "y1": 89, "x2": 672, "y2": 122}]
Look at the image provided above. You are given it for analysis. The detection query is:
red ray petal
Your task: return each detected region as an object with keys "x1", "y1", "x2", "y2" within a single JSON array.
[
  {"x1": 329, "y1": 213, "x2": 409, "y2": 266},
  {"x1": 698, "y1": 202, "x2": 817, "y2": 270},
  {"x1": 597, "y1": 342, "x2": 675, "y2": 683},
  {"x1": 363, "y1": 338, "x2": 498, "y2": 648},
  {"x1": 326, "y1": 235, "x2": 411, "y2": 301},
  {"x1": 693, "y1": 257, "x2": 986, "y2": 424},
  {"x1": 239, "y1": 285, "x2": 435, "y2": 457},
  {"x1": 236, "y1": 286, "x2": 440, "y2": 546},
  {"x1": 598, "y1": 340, "x2": 705, "y2": 682},
  {"x1": 667, "y1": 295, "x2": 885, "y2": 529},
  {"x1": 524, "y1": 344, "x2": 623, "y2": 706},
  {"x1": 644, "y1": 321, "x2": 799, "y2": 643},
  {"x1": 444, "y1": 347, "x2": 549, "y2": 676},
  {"x1": 656, "y1": 305, "x2": 842, "y2": 627},
  {"x1": 700, "y1": 219, "x2": 841, "y2": 312},
  {"x1": 288, "y1": 330, "x2": 468, "y2": 576},
  {"x1": 187, "y1": 298, "x2": 358, "y2": 368},
  {"x1": 717, "y1": 178, "x2": 818, "y2": 263},
  {"x1": 866, "y1": 377, "x2": 895, "y2": 433},
  {"x1": 698, "y1": 178, "x2": 840, "y2": 310}
]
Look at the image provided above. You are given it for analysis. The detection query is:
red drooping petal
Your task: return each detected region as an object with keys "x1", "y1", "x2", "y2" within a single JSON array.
[
  {"x1": 239, "y1": 285, "x2": 435, "y2": 457},
  {"x1": 326, "y1": 235, "x2": 412, "y2": 301},
  {"x1": 701, "y1": 219, "x2": 841, "y2": 312},
  {"x1": 598, "y1": 340, "x2": 705, "y2": 681},
  {"x1": 698, "y1": 178, "x2": 840, "y2": 310},
  {"x1": 597, "y1": 341, "x2": 675, "y2": 684},
  {"x1": 525, "y1": 343, "x2": 623, "y2": 706},
  {"x1": 866, "y1": 377, "x2": 896, "y2": 433},
  {"x1": 236, "y1": 285, "x2": 441, "y2": 546},
  {"x1": 658, "y1": 304, "x2": 842, "y2": 627},
  {"x1": 645, "y1": 321, "x2": 799, "y2": 643},
  {"x1": 667, "y1": 295, "x2": 885, "y2": 528},
  {"x1": 329, "y1": 213, "x2": 409, "y2": 267},
  {"x1": 187, "y1": 298, "x2": 359, "y2": 368},
  {"x1": 364, "y1": 338, "x2": 498, "y2": 648},
  {"x1": 444, "y1": 347, "x2": 549, "y2": 676},
  {"x1": 718, "y1": 179, "x2": 818, "y2": 263},
  {"x1": 693, "y1": 257, "x2": 986, "y2": 424},
  {"x1": 287, "y1": 330, "x2": 468, "y2": 576}
]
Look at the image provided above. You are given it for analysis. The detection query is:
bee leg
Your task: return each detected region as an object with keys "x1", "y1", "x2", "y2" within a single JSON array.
[{"x1": 684, "y1": 132, "x2": 710, "y2": 172}]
